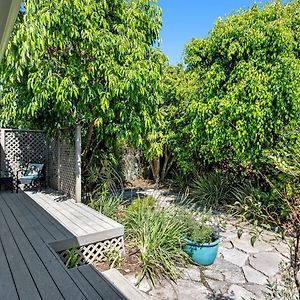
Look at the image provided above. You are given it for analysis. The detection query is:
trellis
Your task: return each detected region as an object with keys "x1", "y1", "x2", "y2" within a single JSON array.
[
  {"x1": 0, "y1": 128, "x2": 80, "y2": 200},
  {"x1": 58, "y1": 236, "x2": 125, "y2": 266}
]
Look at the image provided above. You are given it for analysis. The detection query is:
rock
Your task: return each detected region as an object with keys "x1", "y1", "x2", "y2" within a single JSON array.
[
  {"x1": 174, "y1": 279, "x2": 209, "y2": 299},
  {"x1": 249, "y1": 252, "x2": 287, "y2": 277},
  {"x1": 231, "y1": 234, "x2": 274, "y2": 253},
  {"x1": 243, "y1": 284, "x2": 269, "y2": 298},
  {"x1": 221, "y1": 240, "x2": 234, "y2": 249},
  {"x1": 242, "y1": 266, "x2": 268, "y2": 285},
  {"x1": 124, "y1": 274, "x2": 153, "y2": 293},
  {"x1": 206, "y1": 279, "x2": 228, "y2": 294},
  {"x1": 228, "y1": 284, "x2": 258, "y2": 300},
  {"x1": 138, "y1": 278, "x2": 153, "y2": 293},
  {"x1": 212, "y1": 259, "x2": 246, "y2": 284},
  {"x1": 273, "y1": 242, "x2": 290, "y2": 258},
  {"x1": 181, "y1": 266, "x2": 201, "y2": 282},
  {"x1": 222, "y1": 248, "x2": 248, "y2": 267},
  {"x1": 203, "y1": 269, "x2": 224, "y2": 281},
  {"x1": 148, "y1": 278, "x2": 177, "y2": 300}
]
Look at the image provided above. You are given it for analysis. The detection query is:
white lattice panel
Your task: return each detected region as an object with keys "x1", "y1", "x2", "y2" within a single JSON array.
[
  {"x1": 59, "y1": 130, "x2": 76, "y2": 199},
  {"x1": 48, "y1": 138, "x2": 59, "y2": 190},
  {"x1": 58, "y1": 236, "x2": 124, "y2": 266},
  {"x1": 0, "y1": 128, "x2": 77, "y2": 198},
  {"x1": 3, "y1": 130, "x2": 47, "y2": 178}
]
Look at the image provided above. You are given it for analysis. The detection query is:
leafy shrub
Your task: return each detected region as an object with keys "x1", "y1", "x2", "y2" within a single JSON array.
[
  {"x1": 228, "y1": 185, "x2": 283, "y2": 226},
  {"x1": 124, "y1": 200, "x2": 189, "y2": 285},
  {"x1": 178, "y1": 208, "x2": 218, "y2": 244},
  {"x1": 190, "y1": 172, "x2": 231, "y2": 208},
  {"x1": 84, "y1": 152, "x2": 123, "y2": 196},
  {"x1": 126, "y1": 196, "x2": 155, "y2": 215},
  {"x1": 266, "y1": 261, "x2": 299, "y2": 300},
  {"x1": 88, "y1": 193, "x2": 123, "y2": 220},
  {"x1": 183, "y1": 1, "x2": 300, "y2": 165}
]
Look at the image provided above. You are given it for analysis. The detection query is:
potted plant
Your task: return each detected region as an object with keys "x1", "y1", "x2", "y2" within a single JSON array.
[{"x1": 181, "y1": 210, "x2": 220, "y2": 266}]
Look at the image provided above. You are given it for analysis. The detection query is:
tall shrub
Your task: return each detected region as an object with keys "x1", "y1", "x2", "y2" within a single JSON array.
[{"x1": 182, "y1": 1, "x2": 300, "y2": 168}]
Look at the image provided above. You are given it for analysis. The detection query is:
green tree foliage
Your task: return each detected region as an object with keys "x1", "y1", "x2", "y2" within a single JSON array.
[
  {"x1": 0, "y1": 0, "x2": 164, "y2": 150},
  {"x1": 143, "y1": 64, "x2": 190, "y2": 180},
  {"x1": 183, "y1": 1, "x2": 300, "y2": 167}
]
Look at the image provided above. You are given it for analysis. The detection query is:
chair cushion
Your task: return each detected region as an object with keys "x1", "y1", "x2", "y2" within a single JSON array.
[
  {"x1": 19, "y1": 175, "x2": 39, "y2": 184},
  {"x1": 25, "y1": 163, "x2": 44, "y2": 176}
]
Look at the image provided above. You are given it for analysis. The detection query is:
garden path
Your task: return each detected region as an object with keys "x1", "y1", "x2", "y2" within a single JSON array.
[{"x1": 123, "y1": 188, "x2": 294, "y2": 300}]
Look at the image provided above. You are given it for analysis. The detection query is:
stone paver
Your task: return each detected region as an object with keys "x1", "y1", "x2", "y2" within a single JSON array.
[
  {"x1": 221, "y1": 248, "x2": 249, "y2": 267},
  {"x1": 249, "y1": 251, "x2": 287, "y2": 277},
  {"x1": 174, "y1": 279, "x2": 210, "y2": 299},
  {"x1": 206, "y1": 279, "x2": 228, "y2": 294},
  {"x1": 243, "y1": 284, "x2": 269, "y2": 299},
  {"x1": 242, "y1": 265, "x2": 268, "y2": 285},
  {"x1": 180, "y1": 266, "x2": 201, "y2": 282},
  {"x1": 273, "y1": 242, "x2": 290, "y2": 258},
  {"x1": 231, "y1": 234, "x2": 274, "y2": 253},
  {"x1": 228, "y1": 284, "x2": 258, "y2": 300},
  {"x1": 203, "y1": 269, "x2": 224, "y2": 281}
]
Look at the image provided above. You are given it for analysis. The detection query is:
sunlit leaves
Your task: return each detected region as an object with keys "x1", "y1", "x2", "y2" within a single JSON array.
[
  {"x1": 183, "y1": 1, "x2": 300, "y2": 166},
  {"x1": 0, "y1": 0, "x2": 164, "y2": 148}
]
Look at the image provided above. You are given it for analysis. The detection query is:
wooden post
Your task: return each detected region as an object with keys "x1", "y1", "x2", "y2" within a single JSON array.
[
  {"x1": 75, "y1": 124, "x2": 81, "y2": 203},
  {"x1": 0, "y1": 129, "x2": 5, "y2": 171},
  {"x1": 57, "y1": 132, "x2": 61, "y2": 191}
]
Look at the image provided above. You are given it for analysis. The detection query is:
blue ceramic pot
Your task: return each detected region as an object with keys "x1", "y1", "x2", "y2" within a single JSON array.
[{"x1": 184, "y1": 238, "x2": 220, "y2": 266}]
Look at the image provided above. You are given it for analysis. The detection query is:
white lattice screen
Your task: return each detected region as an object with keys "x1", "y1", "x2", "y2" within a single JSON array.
[
  {"x1": 0, "y1": 128, "x2": 76, "y2": 198},
  {"x1": 58, "y1": 236, "x2": 124, "y2": 266},
  {"x1": 0, "y1": 129, "x2": 47, "y2": 178}
]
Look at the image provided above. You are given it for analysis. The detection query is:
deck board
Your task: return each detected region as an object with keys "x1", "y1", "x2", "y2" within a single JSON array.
[
  {"x1": 25, "y1": 191, "x2": 124, "y2": 245},
  {"x1": 0, "y1": 194, "x2": 44, "y2": 300},
  {"x1": 15, "y1": 192, "x2": 73, "y2": 240},
  {"x1": 0, "y1": 194, "x2": 64, "y2": 300},
  {"x1": 0, "y1": 191, "x2": 127, "y2": 300},
  {"x1": 0, "y1": 228, "x2": 19, "y2": 300},
  {"x1": 78, "y1": 265, "x2": 127, "y2": 300},
  {"x1": 2, "y1": 192, "x2": 86, "y2": 300}
]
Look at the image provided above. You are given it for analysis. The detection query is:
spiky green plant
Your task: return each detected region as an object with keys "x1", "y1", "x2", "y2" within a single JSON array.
[
  {"x1": 88, "y1": 193, "x2": 122, "y2": 220},
  {"x1": 66, "y1": 248, "x2": 79, "y2": 269},
  {"x1": 190, "y1": 172, "x2": 231, "y2": 208},
  {"x1": 124, "y1": 200, "x2": 189, "y2": 286}
]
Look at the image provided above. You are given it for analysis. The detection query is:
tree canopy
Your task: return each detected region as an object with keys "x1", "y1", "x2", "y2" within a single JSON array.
[
  {"x1": 181, "y1": 1, "x2": 300, "y2": 168},
  {"x1": 0, "y1": 0, "x2": 164, "y2": 148}
]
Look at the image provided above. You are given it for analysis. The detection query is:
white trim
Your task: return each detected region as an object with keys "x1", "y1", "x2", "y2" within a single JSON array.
[{"x1": 0, "y1": 0, "x2": 21, "y2": 59}]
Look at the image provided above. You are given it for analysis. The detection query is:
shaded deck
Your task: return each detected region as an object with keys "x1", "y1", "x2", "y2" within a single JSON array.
[{"x1": 0, "y1": 191, "x2": 126, "y2": 300}]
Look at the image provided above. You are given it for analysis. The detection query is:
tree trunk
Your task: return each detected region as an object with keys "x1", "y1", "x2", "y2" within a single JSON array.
[
  {"x1": 150, "y1": 157, "x2": 160, "y2": 182},
  {"x1": 161, "y1": 150, "x2": 173, "y2": 181}
]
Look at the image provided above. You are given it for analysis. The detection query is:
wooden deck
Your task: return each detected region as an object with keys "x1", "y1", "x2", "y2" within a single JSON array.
[
  {"x1": 22, "y1": 190, "x2": 124, "y2": 251},
  {"x1": 0, "y1": 191, "x2": 127, "y2": 300}
]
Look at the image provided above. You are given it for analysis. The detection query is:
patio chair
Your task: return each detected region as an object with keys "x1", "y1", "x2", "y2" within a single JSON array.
[{"x1": 17, "y1": 163, "x2": 46, "y2": 193}]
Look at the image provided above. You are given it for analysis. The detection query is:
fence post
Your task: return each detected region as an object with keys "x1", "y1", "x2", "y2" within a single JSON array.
[
  {"x1": 57, "y1": 132, "x2": 61, "y2": 192},
  {"x1": 75, "y1": 125, "x2": 81, "y2": 203},
  {"x1": 0, "y1": 129, "x2": 5, "y2": 171}
]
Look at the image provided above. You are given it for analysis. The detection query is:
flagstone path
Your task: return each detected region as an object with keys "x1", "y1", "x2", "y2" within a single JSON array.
[{"x1": 122, "y1": 188, "x2": 295, "y2": 300}]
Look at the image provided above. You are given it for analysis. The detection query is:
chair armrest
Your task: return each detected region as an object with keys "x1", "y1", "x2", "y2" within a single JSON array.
[{"x1": 17, "y1": 169, "x2": 26, "y2": 179}]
